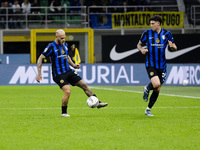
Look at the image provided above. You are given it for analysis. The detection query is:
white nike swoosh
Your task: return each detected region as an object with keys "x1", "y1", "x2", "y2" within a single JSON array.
[
  {"x1": 110, "y1": 45, "x2": 140, "y2": 61},
  {"x1": 165, "y1": 44, "x2": 200, "y2": 59}
]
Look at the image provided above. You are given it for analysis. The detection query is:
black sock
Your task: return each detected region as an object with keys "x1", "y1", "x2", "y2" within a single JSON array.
[
  {"x1": 148, "y1": 92, "x2": 159, "y2": 109},
  {"x1": 93, "y1": 94, "x2": 101, "y2": 103},
  {"x1": 62, "y1": 106, "x2": 68, "y2": 114},
  {"x1": 147, "y1": 82, "x2": 153, "y2": 92}
]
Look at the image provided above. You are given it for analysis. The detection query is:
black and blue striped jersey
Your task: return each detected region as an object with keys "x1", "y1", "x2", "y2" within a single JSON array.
[
  {"x1": 42, "y1": 41, "x2": 71, "y2": 77},
  {"x1": 140, "y1": 28, "x2": 174, "y2": 69}
]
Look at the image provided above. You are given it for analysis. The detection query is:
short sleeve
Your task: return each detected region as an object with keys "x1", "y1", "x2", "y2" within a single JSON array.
[
  {"x1": 42, "y1": 44, "x2": 53, "y2": 57},
  {"x1": 168, "y1": 31, "x2": 174, "y2": 43},
  {"x1": 140, "y1": 30, "x2": 148, "y2": 43}
]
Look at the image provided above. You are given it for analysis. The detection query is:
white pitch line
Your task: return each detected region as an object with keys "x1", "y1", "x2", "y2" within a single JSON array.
[
  {"x1": 0, "y1": 107, "x2": 199, "y2": 110},
  {"x1": 90, "y1": 86, "x2": 200, "y2": 99}
]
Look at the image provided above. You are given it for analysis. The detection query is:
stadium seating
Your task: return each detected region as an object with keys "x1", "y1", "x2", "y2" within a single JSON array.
[
  {"x1": 184, "y1": 0, "x2": 200, "y2": 25},
  {"x1": 1, "y1": 0, "x2": 200, "y2": 29},
  {"x1": 150, "y1": 0, "x2": 178, "y2": 11}
]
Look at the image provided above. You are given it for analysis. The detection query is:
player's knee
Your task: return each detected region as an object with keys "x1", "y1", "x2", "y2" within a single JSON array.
[
  {"x1": 153, "y1": 83, "x2": 160, "y2": 89},
  {"x1": 153, "y1": 85, "x2": 161, "y2": 93},
  {"x1": 66, "y1": 89, "x2": 71, "y2": 95},
  {"x1": 64, "y1": 88, "x2": 71, "y2": 96},
  {"x1": 154, "y1": 88, "x2": 160, "y2": 93}
]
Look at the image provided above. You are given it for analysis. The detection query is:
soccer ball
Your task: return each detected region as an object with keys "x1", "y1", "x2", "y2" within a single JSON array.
[
  {"x1": 87, "y1": 96, "x2": 99, "y2": 108},
  {"x1": 183, "y1": 79, "x2": 189, "y2": 86}
]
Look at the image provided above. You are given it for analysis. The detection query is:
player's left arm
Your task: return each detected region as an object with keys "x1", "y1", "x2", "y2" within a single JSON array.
[
  {"x1": 67, "y1": 55, "x2": 80, "y2": 69},
  {"x1": 168, "y1": 40, "x2": 177, "y2": 51}
]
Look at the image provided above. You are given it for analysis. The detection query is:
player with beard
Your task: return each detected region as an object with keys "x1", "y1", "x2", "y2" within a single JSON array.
[{"x1": 36, "y1": 29, "x2": 108, "y2": 117}]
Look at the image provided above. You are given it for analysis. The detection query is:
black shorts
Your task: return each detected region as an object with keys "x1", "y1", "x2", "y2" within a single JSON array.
[
  {"x1": 146, "y1": 67, "x2": 166, "y2": 84},
  {"x1": 53, "y1": 70, "x2": 82, "y2": 88}
]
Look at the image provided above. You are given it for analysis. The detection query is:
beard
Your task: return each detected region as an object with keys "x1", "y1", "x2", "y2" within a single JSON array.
[{"x1": 58, "y1": 40, "x2": 63, "y2": 45}]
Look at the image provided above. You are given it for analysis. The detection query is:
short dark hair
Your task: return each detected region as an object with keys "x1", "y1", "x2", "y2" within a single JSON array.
[{"x1": 149, "y1": 15, "x2": 162, "y2": 24}]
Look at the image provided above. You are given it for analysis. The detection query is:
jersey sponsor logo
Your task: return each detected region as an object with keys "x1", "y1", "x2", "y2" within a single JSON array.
[
  {"x1": 110, "y1": 44, "x2": 200, "y2": 61},
  {"x1": 151, "y1": 43, "x2": 164, "y2": 48},
  {"x1": 57, "y1": 54, "x2": 67, "y2": 58}
]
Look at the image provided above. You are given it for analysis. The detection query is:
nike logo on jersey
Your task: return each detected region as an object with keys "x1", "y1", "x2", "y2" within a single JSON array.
[
  {"x1": 165, "y1": 44, "x2": 200, "y2": 59},
  {"x1": 110, "y1": 44, "x2": 200, "y2": 61}
]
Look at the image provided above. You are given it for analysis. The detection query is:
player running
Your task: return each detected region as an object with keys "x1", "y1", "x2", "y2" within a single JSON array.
[{"x1": 137, "y1": 15, "x2": 177, "y2": 116}]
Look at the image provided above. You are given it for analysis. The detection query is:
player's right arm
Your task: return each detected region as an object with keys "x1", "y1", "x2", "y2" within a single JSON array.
[
  {"x1": 67, "y1": 55, "x2": 80, "y2": 69},
  {"x1": 137, "y1": 40, "x2": 148, "y2": 55},
  {"x1": 36, "y1": 54, "x2": 46, "y2": 83}
]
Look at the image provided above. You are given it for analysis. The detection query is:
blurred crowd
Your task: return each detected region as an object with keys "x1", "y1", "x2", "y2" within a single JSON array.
[
  {"x1": 0, "y1": 0, "x2": 150, "y2": 29},
  {"x1": 1, "y1": 0, "x2": 39, "y2": 29},
  {"x1": 0, "y1": 0, "x2": 82, "y2": 29},
  {"x1": 85, "y1": 0, "x2": 150, "y2": 12}
]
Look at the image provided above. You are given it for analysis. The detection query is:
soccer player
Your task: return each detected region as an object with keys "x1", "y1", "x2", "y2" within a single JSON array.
[
  {"x1": 137, "y1": 15, "x2": 177, "y2": 116},
  {"x1": 36, "y1": 29, "x2": 108, "y2": 117}
]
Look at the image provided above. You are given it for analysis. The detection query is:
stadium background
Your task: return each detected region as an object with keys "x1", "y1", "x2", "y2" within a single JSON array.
[
  {"x1": 0, "y1": 1, "x2": 200, "y2": 150},
  {"x1": 0, "y1": 0, "x2": 199, "y2": 86}
]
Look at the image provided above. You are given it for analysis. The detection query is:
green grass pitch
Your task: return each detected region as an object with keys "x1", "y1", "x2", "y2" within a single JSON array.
[{"x1": 0, "y1": 85, "x2": 199, "y2": 150}]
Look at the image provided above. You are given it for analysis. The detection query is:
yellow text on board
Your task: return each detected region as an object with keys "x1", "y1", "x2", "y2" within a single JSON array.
[{"x1": 112, "y1": 12, "x2": 184, "y2": 29}]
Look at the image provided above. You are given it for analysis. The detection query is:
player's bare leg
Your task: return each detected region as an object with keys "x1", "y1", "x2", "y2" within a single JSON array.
[
  {"x1": 75, "y1": 80, "x2": 94, "y2": 97},
  {"x1": 61, "y1": 84, "x2": 71, "y2": 117},
  {"x1": 151, "y1": 76, "x2": 161, "y2": 91},
  {"x1": 75, "y1": 80, "x2": 108, "y2": 108}
]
